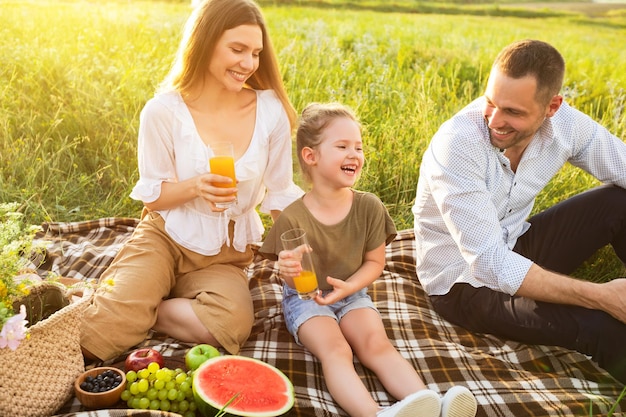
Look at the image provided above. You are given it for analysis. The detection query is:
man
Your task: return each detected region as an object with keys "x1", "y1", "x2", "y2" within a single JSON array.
[{"x1": 412, "y1": 39, "x2": 626, "y2": 384}]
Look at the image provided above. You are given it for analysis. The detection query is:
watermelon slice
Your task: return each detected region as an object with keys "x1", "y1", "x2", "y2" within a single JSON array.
[{"x1": 192, "y1": 355, "x2": 295, "y2": 417}]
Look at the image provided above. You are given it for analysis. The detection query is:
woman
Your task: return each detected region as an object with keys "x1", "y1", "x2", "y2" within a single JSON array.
[{"x1": 80, "y1": 0, "x2": 303, "y2": 361}]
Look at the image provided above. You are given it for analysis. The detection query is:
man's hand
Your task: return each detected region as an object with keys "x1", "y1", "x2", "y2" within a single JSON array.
[
  {"x1": 595, "y1": 278, "x2": 626, "y2": 323},
  {"x1": 517, "y1": 264, "x2": 626, "y2": 324}
]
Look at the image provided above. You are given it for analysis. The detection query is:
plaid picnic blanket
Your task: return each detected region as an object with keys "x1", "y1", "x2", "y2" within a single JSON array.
[{"x1": 38, "y1": 218, "x2": 625, "y2": 417}]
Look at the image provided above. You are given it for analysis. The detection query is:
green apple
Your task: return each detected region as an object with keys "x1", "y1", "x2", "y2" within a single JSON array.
[{"x1": 185, "y1": 343, "x2": 220, "y2": 371}]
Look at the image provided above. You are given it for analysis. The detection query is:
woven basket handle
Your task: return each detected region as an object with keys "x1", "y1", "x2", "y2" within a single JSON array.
[{"x1": 59, "y1": 277, "x2": 94, "y2": 302}]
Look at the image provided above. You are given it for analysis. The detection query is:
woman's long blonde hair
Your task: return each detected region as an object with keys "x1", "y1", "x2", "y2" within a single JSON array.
[{"x1": 159, "y1": 0, "x2": 296, "y2": 128}]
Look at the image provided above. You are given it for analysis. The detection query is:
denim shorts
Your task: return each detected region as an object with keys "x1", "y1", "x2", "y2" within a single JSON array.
[{"x1": 282, "y1": 285, "x2": 378, "y2": 345}]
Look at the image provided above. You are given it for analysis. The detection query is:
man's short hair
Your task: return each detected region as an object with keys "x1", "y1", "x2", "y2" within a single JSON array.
[{"x1": 493, "y1": 39, "x2": 565, "y2": 105}]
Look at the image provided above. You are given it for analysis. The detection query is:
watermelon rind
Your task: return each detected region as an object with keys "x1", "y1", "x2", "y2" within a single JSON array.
[{"x1": 192, "y1": 355, "x2": 295, "y2": 417}]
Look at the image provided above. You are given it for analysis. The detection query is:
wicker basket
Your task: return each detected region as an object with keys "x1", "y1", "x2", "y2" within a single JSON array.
[{"x1": 0, "y1": 286, "x2": 92, "y2": 417}]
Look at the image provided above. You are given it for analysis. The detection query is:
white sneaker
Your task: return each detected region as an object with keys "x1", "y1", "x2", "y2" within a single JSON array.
[
  {"x1": 441, "y1": 386, "x2": 477, "y2": 417},
  {"x1": 377, "y1": 389, "x2": 441, "y2": 417}
]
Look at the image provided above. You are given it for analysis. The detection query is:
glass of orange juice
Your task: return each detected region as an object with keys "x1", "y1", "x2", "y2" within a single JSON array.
[
  {"x1": 280, "y1": 228, "x2": 320, "y2": 300},
  {"x1": 209, "y1": 142, "x2": 237, "y2": 209}
]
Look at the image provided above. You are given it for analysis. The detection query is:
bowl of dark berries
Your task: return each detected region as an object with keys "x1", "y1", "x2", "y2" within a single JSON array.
[{"x1": 74, "y1": 366, "x2": 126, "y2": 409}]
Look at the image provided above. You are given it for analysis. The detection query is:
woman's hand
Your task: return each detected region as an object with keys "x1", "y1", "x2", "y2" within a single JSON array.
[
  {"x1": 144, "y1": 174, "x2": 235, "y2": 212},
  {"x1": 194, "y1": 173, "x2": 238, "y2": 211}
]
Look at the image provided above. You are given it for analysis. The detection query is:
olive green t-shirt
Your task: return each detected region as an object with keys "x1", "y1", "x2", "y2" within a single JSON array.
[{"x1": 259, "y1": 190, "x2": 396, "y2": 291}]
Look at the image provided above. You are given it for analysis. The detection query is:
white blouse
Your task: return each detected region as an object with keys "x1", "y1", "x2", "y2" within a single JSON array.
[{"x1": 130, "y1": 89, "x2": 304, "y2": 255}]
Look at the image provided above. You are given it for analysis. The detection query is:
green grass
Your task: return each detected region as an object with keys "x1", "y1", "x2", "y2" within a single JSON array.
[{"x1": 1, "y1": 0, "x2": 625, "y2": 280}]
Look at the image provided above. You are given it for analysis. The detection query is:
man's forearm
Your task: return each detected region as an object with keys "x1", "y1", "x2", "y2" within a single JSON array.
[{"x1": 515, "y1": 263, "x2": 599, "y2": 309}]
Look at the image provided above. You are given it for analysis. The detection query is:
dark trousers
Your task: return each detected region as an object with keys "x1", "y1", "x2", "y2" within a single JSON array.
[{"x1": 430, "y1": 185, "x2": 626, "y2": 384}]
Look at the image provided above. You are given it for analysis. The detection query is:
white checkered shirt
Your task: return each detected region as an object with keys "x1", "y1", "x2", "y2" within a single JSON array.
[{"x1": 412, "y1": 97, "x2": 626, "y2": 296}]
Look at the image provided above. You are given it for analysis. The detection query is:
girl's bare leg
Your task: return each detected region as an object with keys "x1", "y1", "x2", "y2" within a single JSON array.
[
  {"x1": 298, "y1": 316, "x2": 380, "y2": 417},
  {"x1": 340, "y1": 308, "x2": 426, "y2": 399}
]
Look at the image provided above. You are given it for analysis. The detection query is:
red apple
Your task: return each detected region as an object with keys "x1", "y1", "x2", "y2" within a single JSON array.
[{"x1": 125, "y1": 348, "x2": 164, "y2": 372}]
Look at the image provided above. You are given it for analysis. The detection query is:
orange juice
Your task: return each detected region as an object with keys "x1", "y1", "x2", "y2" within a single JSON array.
[
  {"x1": 209, "y1": 156, "x2": 236, "y2": 190},
  {"x1": 294, "y1": 270, "x2": 318, "y2": 294}
]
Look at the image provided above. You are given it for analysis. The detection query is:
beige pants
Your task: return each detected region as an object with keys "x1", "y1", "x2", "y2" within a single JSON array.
[{"x1": 80, "y1": 210, "x2": 254, "y2": 360}]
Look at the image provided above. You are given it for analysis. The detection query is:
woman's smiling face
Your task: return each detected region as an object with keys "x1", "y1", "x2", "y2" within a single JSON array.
[{"x1": 207, "y1": 24, "x2": 263, "y2": 91}]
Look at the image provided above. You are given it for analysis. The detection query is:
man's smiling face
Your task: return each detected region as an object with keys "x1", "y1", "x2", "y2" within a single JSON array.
[{"x1": 482, "y1": 67, "x2": 552, "y2": 152}]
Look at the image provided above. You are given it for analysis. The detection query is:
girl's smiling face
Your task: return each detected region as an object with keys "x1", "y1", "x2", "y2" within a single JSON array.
[{"x1": 310, "y1": 116, "x2": 364, "y2": 187}]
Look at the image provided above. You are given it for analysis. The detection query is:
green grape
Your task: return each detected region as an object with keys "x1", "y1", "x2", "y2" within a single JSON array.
[
  {"x1": 147, "y1": 362, "x2": 160, "y2": 373},
  {"x1": 154, "y1": 379, "x2": 165, "y2": 390},
  {"x1": 137, "y1": 378, "x2": 149, "y2": 393},
  {"x1": 138, "y1": 397, "x2": 151, "y2": 409},
  {"x1": 179, "y1": 381, "x2": 191, "y2": 394},
  {"x1": 175, "y1": 372, "x2": 187, "y2": 385},
  {"x1": 150, "y1": 399, "x2": 161, "y2": 410},
  {"x1": 160, "y1": 399, "x2": 171, "y2": 411},
  {"x1": 155, "y1": 368, "x2": 168, "y2": 381},
  {"x1": 126, "y1": 370, "x2": 138, "y2": 383},
  {"x1": 157, "y1": 389, "x2": 169, "y2": 401},
  {"x1": 130, "y1": 397, "x2": 141, "y2": 409},
  {"x1": 117, "y1": 366, "x2": 197, "y2": 414},
  {"x1": 120, "y1": 390, "x2": 132, "y2": 402},
  {"x1": 167, "y1": 388, "x2": 178, "y2": 401},
  {"x1": 146, "y1": 387, "x2": 158, "y2": 400},
  {"x1": 178, "y1": 399, "x2": 190, "y2": 412},
  {"x1": 129, "y1": 382, "x2": 140, "y2": 396}
]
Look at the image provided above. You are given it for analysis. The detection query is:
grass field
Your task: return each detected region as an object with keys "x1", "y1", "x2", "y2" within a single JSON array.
[{"x1": 1, "y1": 0, "x2": 625, "y2": 280}]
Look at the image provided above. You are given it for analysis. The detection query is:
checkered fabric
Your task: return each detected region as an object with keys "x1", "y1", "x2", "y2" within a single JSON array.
[{"x1": 40, "y1": 218, "x2": 625, "y2": 417}]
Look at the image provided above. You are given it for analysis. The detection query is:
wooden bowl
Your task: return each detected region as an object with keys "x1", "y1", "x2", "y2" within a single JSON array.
[{"x1": 74, "y1": 366, "x2": 126, "y2": 409}]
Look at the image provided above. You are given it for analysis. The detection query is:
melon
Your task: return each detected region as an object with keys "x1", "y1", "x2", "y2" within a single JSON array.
[{"x1": 192, "y1": 355, "x2": 295, "y2": 417}]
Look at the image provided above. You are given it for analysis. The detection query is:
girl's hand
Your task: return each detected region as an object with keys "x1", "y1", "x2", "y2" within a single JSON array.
[
  {"x1": 315, "y1": 276, "x2": 355, "y2": 305},
  {"x1": 277, "y1": 249, "x2": 302, "y2": 289},
  {"x1": 276, "y1": 245, "x2": 312, "y2": 289},
  {"x1": 195, "y1": 173, "x2": 237, "y2": 211}
]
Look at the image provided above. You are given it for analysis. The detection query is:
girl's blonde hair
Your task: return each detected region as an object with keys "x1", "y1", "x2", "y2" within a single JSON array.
[
  {"x1": 296, "y1": 102, "x2": 360, "y2": 183},
  {"x1": 159, "y1": 0, "x2": 297, "y2": 128}
]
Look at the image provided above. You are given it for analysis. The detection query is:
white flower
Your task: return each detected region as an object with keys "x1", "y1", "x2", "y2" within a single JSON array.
[{"x1": 0, "y1": 304, "x2": 28, "y2": 350}]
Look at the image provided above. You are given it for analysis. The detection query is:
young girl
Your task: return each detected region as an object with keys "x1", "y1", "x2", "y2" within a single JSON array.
[
  {"x1": 80, "y1": 0, "x2": 303, "y2": 362},
  {"x1": 260, "y1": 103, "x2": 477, "y2": 417}
]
